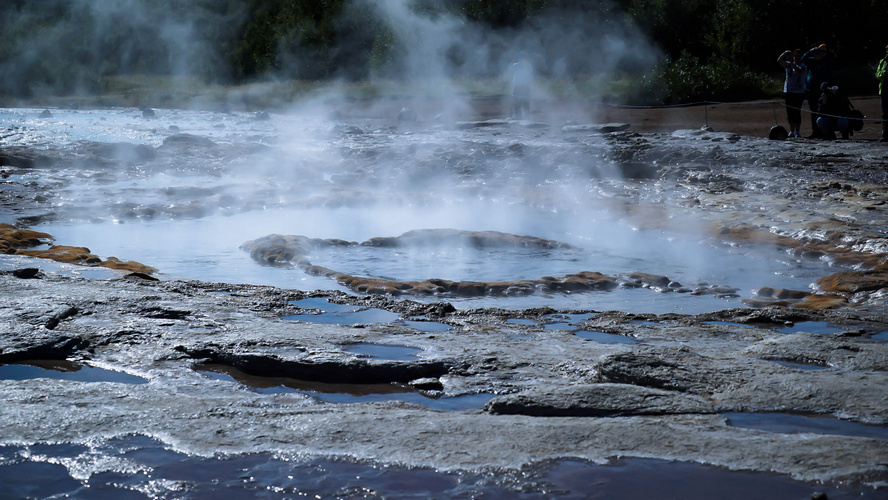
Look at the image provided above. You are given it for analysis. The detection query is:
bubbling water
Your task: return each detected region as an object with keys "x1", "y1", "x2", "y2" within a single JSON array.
[{"x1": 1, "y1": 107, "x2": 851, "y2": 313}]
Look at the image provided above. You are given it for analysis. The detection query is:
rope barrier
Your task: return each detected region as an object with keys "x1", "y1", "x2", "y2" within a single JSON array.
[{"x1": 602, "y1": 99, "x2": 882, "y2": 123}]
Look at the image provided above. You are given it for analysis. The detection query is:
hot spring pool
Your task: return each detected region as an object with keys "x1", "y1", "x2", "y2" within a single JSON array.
[{"x1": 0, "y1": 106, "x2": 858, "y2": 314}]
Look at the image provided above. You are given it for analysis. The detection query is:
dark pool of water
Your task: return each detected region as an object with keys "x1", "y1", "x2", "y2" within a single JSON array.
[
  {"x1": 545, "y1": 322, "x2": 577, "y2": 331},
  {"x1": 542, "y1": 313, "x2": 597, "y2": 331},
  {"x1": 0, "y1": 435, "x2": 880, "y2": 500},
  {"x1": 0, "y1": 360, "x2": 147, "y2": 384},
  {"x1": 401, "y1": 319, "x2": 452, "y2": 332},
  {"x1": 507, "y1": 318, "x2": 538, "y2": 325},
  {"x1": 284, "y1": 297, "x2": 400, "y2": 325},
  {"x1": 343, "y1": 343, "x2": 422, "y2": 361},
  {"x1": 872, "y1": 330, "x2": 888, "y2": 341},
  {"x1": 286, "y1": 298, "x2": 451, "y2": 331},
  {"x1": 724, "y1": 412, "x2": 888, "y2": 440},
  {"x1": 575, "y1": 331, "x2": 636, "y2": 344},
  {"x1": 766, "y1": 359, "x2": 830, "y2": 371},
  {"x1": 775, "y1": 321, "x2": 846, "y2": 335},
  {"x1": 196, "y1": 364, "x2": 493, "y2": 411}
]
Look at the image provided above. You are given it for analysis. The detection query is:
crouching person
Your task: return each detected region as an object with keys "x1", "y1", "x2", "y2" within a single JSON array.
[{"x1": 816, "y1": 82, "x2": 852, "y2": 140}]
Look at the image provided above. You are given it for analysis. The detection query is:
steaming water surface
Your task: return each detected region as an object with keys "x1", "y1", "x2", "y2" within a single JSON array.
[{"x1": 1, "y1": 107, "x2": 845, "y2": 314}]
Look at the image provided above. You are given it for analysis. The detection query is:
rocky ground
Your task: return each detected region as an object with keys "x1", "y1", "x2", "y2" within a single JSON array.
[{"x1": 2, "y1": 97, "x2": 888, "y2": 496}]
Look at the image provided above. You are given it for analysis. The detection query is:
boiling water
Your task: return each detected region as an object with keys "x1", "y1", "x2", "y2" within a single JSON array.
[
  {"x1": 29, "y1": 211, "x2": 832, "y2": 314},
  {"x1": 1, "y1": 107, "x2": 843, "y2": 314}
]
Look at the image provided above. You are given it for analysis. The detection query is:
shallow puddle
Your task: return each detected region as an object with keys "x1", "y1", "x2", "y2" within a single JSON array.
[
  {"x1": 766, "y1": 359, "x2": 830, "y2": 371},
  {"x1": 196, "y1": 364, "x2": 492, "y2": 410},
  {"x1": 401, "y1": 319, "x2": 452, "y2": 332},
  {"x1": 775, "y1": 321, "x2": 846, "y2": 335},
  {"x1": 872, "y1": 330, "x2": 888, "y2": 341},
  {"x1": 343, "y1": 343, "x2": 422, "y2": 361},
  {"x1": 543, "y1": 312, "x2": 596, "y2": 331},
  {"x1": 506, "y1": 318, "x2": 538, "y2": 325},
  {"x1": 575, "y1": 330, "x2": 636, "y2": 344},
  {"x1": 0, "y1": 360, "x2": 147, "y2": 384},
  {"x1": 0, "y1": 435, "x2": 880, "y2": 500},
  {"x1": 724, "y1": 412, "x2": 888, "y2": 440},
  {"x1": 284, "y1": 298, "x2": 400, "y2": 325},
  {"x1": 544, "y1": 322, "x2": 577, "y2": 331}
]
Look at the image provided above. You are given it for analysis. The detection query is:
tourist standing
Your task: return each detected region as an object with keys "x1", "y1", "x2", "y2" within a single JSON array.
[
  {"x1": 777, "y1": 49, "x2": 808, "y2": 137},
  {"x1": 802, "y1": 44, "x2": 834, "y2": 138},
  {"x1": 876, "y1": 44, "x2": 888, "y2": 142}
]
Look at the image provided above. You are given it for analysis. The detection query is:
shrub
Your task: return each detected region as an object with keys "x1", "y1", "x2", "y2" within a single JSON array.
[{"x1": 623, "y1": 51, "x2": 777, "y2": 106}]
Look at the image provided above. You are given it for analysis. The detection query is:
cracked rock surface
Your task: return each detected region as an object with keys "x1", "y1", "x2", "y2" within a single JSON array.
[{"x1": 1, "y1": 271, "x2": 887, "y2": 488}]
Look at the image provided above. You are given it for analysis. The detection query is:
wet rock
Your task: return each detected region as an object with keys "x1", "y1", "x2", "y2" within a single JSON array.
[
  {"x1": 716, "y1": 225, "x2": 887, "y2": 269},
  {"x1": 122, "y1": 272, "x2": 159, "y2": 281},
  {"x1": 2, "y1": 268, "x2": 42, "y2": 279},
  {"x1": 541, "y1": 272, "x2": 617, "y2": 292},
  {"x1": 485, "y1": 383, "x2": 716, "y2": 417},
  {"x1": 161, "y1": 133, "x2": 217, "y2": 149},
  {"x1": 561, "y1": 123, "x2": 630, "y2": 134},
  {"x1": 359, "y1": 229, "x2": 574, "y2": 250},
  {"x1": 45, "y1": 306, "x2": 78, "y2": 330},
  {"x1": 624, "y1": 272, "x2": 671, "y2": 289},
  {"x1": 39, "y1": 109, "x2": 53, "y2": 118},
  {"x1": 455, "y1": 119, "x2": 510, "y2": 129},
  {"x1": 184, "y1": 348, "x2": 449, "y2": 385},
  {"x1": 691, "y1": 284, "x2": 740, "y2": 298},
  {"x1": 16, "y1": 245, "x2": 102, "y2": 265},
  {"x1": 409, "y1": 377, "x2": 444, "y2": 391},
  {"x1": 6, "y1": 229, "x2": 157, "y2": 274},
  {"x1": 241, "y1": 230, "x2": 625, "y2": 297},
  {"x1": 793, "y1": 294, "x2": 849, "y2": 309},
  {"x1": 0, "y1": 224, "x2": 54, "y2": 252},
  {"x1": 746, "y1": 287, "x2": 848, "y2": 309},
  {"x1": 744, "y1": 333, "x2": 888, "y2": 371},
  {"x1": 816, "y1": 269, "x2": 888, "y2": 294},
  {"x1": 0, "y1": 147, "x2": 53, "y2": 169},
  {"x1": 594, "y1": 346, "x2": 741, "y2": 394}
]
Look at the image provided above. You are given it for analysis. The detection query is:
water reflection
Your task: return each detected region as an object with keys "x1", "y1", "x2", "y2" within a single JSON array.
[
  {"x1": 775, "y1": 321, "x2": 846, "y2": 335},
  {"x1": 0, "y1": 436, "x2": 880, "y2": 500},
  {"x1": 724, "y1": 412, "x2": 888, "y2": 440},
  {"x1": 0, "y1": 360, "x2": 147, "y2": 384},
  {"x1": 766, "y1": 359, "x2": 830, "y2": 371},
  {"x1": 195, "y1": 363, "x2": 492, "y2": 411},
  {"x1": 284, "y1": 298, "x2": 400, "y2": 325},
  {"x1": 575, "y1": 330, "x2": 636, "y2": 344},
  {"x1": 343, "y1": 343, "x2": 422, "y2": 361}
]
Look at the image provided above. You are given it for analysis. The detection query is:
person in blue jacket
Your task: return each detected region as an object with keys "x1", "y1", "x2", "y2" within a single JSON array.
[{"x1": 802, "y1": 44, "x2": 834, "y2": 138}]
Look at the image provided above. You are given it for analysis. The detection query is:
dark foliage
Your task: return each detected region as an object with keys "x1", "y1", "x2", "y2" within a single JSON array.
[{"x1": 0, "y1": 0, "x2": 885, "y2": 102}]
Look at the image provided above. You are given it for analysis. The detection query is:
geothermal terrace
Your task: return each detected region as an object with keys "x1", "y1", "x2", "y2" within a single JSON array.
[{"x1": 1, "y1": 98, "x2": 887, "y2": 498}]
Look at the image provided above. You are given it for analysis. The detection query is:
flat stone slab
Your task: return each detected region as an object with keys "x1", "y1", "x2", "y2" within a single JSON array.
[{"x1": 485, "y1": 383, "x2": 717, "y2": 416}]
